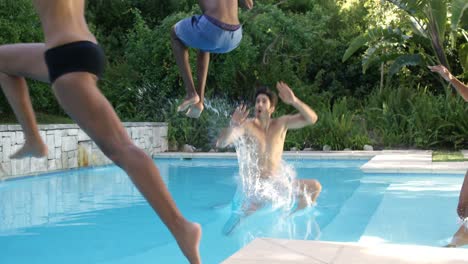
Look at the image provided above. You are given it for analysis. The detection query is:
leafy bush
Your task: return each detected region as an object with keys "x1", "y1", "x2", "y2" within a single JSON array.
[{"x1": 0, "y1": 0, "x2": 466, "y2": 150}]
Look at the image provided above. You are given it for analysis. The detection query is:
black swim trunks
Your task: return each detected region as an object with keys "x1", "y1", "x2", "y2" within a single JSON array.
[{"x1": 44, "y1": 41, "x2": 106, "y2": 83}]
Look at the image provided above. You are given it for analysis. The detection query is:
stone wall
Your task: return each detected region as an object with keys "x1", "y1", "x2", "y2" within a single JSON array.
[{"x1": 0, "y1": 122, "x2": 168, "y2": 179}]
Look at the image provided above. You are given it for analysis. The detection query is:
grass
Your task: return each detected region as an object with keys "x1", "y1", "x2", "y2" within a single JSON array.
[
  {"x1": 0, "y1": 112, "x2": 73, "y2": 124},
  {"x1": 432, "y1": 151, "x2": 468, "y2": 162}
]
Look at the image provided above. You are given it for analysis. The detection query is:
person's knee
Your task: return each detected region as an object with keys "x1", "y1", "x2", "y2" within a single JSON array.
[
  {"x1": 0, "y1": 72, "x2": 19, "y2": 84},
  {"x1": 0, "y1": 45, "x2": 9, "y2": 59},
  {"x1": 0, "y1": 72, "x2": 11, "y2": 81},
  {"x1": 313, "y1": 180, "x2": 322, "y2": 193},
  {"x1": 0, "y1": 46, "x2": 12, "y2": 72},
  {"x1": 304, "y1": 179, "x2": 321, "y2": 193},
  {"x1": 0, "y1": 45, "x2": 24, "y2": 74},
  {"x1": 306, "y1": 180, "x2": 322, "y2": 199}
]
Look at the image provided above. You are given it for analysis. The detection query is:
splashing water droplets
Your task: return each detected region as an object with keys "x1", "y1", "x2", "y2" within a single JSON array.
[{"x1": 233, "y1": 135, "x2": 298, "y2": 212}]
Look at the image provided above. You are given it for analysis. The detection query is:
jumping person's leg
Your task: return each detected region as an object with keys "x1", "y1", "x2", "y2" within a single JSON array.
[
  {"x1": 43, "y1": 40, "x2": 201, "y2": 263},
  {"x1": 186, "y1": 50, "x2": 209, "y2": 118},
  {"x1": 457, "y1": 171, "x2": 468, "y2": 220},
  {"x1": 171, "y1": 14, "x2": 242, "y2": 119},
  {"x1": 170, "y1": 27, "x2": 200, "y2": 113},
  {"x1": 0, "y1": 43, "x2": 49, "y2": 158},
  {"x1": 52, "y1": 71, "x2": 201, "y2": 263}
]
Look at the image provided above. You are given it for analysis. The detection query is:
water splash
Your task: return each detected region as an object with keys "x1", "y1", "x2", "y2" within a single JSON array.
[
  {"x1": 232, "y1": 135, "x2": 300, "y2": 213},
  {"x1": 204, "y1": 98, "x2": 249, "y2": 118}
]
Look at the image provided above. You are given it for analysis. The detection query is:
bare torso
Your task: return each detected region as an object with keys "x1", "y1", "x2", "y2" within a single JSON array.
[
  {"x1": 199, "y1": 0, "x2": 240, "y2": 25},
  {"x1": 243, "y1": 118, "x2": 288, "y2": 177},
  {"x1": 33, "y1": 0, "x2": 96, "y2": 48}
]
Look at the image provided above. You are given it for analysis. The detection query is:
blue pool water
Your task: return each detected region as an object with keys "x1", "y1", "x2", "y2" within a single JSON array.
[{"x1": 0, "y1": 158, "x2": 464, "y2": 263}]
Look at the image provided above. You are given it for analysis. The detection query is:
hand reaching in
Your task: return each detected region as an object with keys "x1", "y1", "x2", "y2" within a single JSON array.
[
  {"x1": 230, "y1": 104, "x2": 250, "y2": 127},
  {"x1": 428, "y1": 65, "x2": 453, "y2": 82},
  {"x1": 241, "y1": 0, "x2": 254, "y2": 10},
  {"x1": 276, "y1": 81, "x2": 297, "y2": 105}
]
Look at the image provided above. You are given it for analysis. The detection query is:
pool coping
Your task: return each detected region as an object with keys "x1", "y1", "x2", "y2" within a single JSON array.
[
  {"x1": 1, "y1": 150, "x2": 467, "y2": 181},
  {"x1": 154, "y1": 150, "x2": 468, "y2": 174},
  {"x1": 222, "y1": 238, "x2": 468, "y2": 264},
  {"x1": 154, "y1": 150, "x2": 407, "y2": 160}
]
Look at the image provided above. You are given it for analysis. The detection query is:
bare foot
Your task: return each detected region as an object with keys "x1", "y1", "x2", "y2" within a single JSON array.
[
  {"x1": 175, "y1": 221, "x2": 202, "y2": 264},
  {"x1": 9, "y1": 140, "x2": 48, "y2": 159},
  {"x1": 446, "y1": 225, "x2": 468, "y2": 248},
  {"x1": 185, "y1": 102, "x2": 204, "y2": 119},
  {"x1": 177, "y1": 95, "x2": 200, "y2": 113}
]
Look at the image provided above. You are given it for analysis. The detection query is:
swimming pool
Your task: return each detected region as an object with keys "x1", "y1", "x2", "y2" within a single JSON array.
[{"x1": 0, "y1": 158, "x2": 464, "y2": 263}]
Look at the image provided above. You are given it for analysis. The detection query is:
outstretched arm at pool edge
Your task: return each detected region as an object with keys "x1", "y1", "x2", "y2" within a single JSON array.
[{"x1": 429, "y1": 65, "x2": 468, "y2": 102}]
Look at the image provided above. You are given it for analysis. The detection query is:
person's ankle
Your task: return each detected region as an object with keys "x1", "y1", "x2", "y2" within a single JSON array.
[{"x1": 169, "y1": 216, "x2": 189, "y2": 234}]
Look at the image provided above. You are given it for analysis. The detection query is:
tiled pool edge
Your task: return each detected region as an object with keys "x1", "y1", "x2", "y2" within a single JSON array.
[
  {"x1": 154, "y1": 150, "x2": 377, "y2": 160},
  {"x1": 0, "y1": 122, "x2": 168, "y2": 180},
  {"x1": 2, "y1": 150, "x2": 467, "y2": 181},
  {"x1": 3, "y1": 150, "x2": 363, "y2": 181}
]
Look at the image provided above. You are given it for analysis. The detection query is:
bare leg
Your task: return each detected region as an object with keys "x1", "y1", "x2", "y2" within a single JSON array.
[
  {"x1": 0, "y1": 74, "x2": 47, "y2": 158},
  {"x1": 170, "y1": 27, "x2": 199, "y2": 113},
  {"x1": 52, "y1": 72, "x2": 201, "y2": 264},
  {"x1": 0, "y1": 43, "x2": 49, "y2": 159},
  {"x1": 446, "y1": 225, "x2": 468, "y2": 247},
  {"x1": 457, "y1": 171, "x2": 468, "y2": 219},
  {"x1": 295, "y1": 179, "x2": 322, "y2": 211},
  {"x1": 186, "y1": 51, "x2": 209, "y2": 118}
]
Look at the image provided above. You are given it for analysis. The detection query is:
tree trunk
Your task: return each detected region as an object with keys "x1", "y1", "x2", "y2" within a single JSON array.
[{"x1": 380, "y1": 62, "x2": 384, "y2": 93}]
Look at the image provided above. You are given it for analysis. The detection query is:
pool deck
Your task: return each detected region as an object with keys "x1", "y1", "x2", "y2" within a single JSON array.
[
  {"x1": 222, "y1": 238, "x2": 468, "y2": 264},
  {"x1": 360, "y1": 150, "x2": 468, "y2": 174}
]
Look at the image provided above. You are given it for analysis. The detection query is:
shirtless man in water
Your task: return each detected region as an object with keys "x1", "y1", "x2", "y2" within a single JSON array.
[
  {"x1": 216, "y1": 81, "x2": 322, "y2": 214},
  {"x1": 171, "y1": 0, "x2": 253, "y2": 118},
  {"x1": 429, "y1": 65, "x2": 468, "y2": 248},
  {"x1": 0, "y1": 1, "x2": 201, "y2": 262}
]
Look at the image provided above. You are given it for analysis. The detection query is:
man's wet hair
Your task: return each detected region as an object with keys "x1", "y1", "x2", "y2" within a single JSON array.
[{"x1": 254, "y1": 86, "x2": 278, "y2": 108}]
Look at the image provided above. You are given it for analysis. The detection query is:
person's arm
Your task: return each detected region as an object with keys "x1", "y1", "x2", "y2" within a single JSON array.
[
  {"x1": 428, "y1": 65, "x2": 468, "y2": 102},
  {"x1": 276, "y1": 81, "x2": 318, "y2": 130},
  {"x1": 216, "y1": 104, "x2": 249, "y2": 148},
  {"x1": 239, "y1": 0, "x2": 254, "y2": 10}
]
